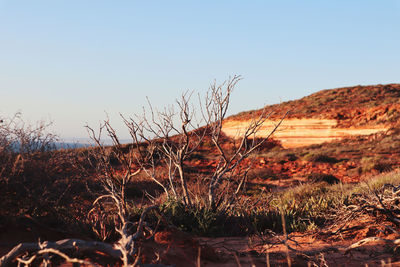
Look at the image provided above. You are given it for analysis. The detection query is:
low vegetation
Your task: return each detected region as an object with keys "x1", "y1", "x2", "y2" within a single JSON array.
[{"x1": 2, "y1": 83, "x2": 400, "y2": 266}]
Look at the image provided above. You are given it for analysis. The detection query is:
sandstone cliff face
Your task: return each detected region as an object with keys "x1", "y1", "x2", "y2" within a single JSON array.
[
  {"x1": 222, "y1": 118, "x2": 388, "y2": 148},
  {"x1": 224, "y1": 84, "x2": 400, "y2": 148}
]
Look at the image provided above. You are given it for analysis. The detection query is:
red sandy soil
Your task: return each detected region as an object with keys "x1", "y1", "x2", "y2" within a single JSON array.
[
  {"x1": 143, "y1": 213, "x2": 400, "y2": 266},
  {"x1": 2, "y1": 217, "x2": 400, "y2": 267}
]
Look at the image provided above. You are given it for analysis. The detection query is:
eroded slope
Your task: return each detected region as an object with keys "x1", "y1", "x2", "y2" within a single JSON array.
[{"x1": 224, "y1": 84, "x2": 400, "y2": 147}]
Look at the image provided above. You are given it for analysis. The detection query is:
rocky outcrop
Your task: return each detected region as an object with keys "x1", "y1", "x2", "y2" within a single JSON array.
[
  {"x1": 222, "y1": 118, "x2": 388, "y2": 148},
  {"x1": 224, "y1": 84, "x2": 400, "y2": 148}
]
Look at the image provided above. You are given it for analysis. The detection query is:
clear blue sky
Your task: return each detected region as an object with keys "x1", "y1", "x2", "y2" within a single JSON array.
[{"x1": 1, "y1": 1, "x2": 399, "y2": 139}]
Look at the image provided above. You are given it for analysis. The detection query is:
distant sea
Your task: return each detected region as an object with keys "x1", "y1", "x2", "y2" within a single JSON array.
[
  {"x1": 57, "y1": 138, "x2": 132, "y2": 150},
  {"x1": 55, "y1": 142, "x2": 92, "y2": 149},
  {"x1": 7, "y1": 138, "x2": 133, "y2": 152}
]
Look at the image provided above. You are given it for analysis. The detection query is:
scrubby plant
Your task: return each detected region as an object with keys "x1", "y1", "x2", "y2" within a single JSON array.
[
  {"x1": 307, "y1": 173, "x2": 340, "y2": 184},
  {"x1": 265, "y1": 181, "x2": 353, "y2": 232},
  {"x1": 0, "y1": 113, "x2": 86, "y2": 227},
  {"x1": 286, "y1": 153, "x2": 298, "y2": 161},
  {"x1": 160, "y1": 200, "x2": 226, "y2": 236},
  {"x1": 246, "y1": 168, "x2": 279, "y2": 181},
  {"x1": 261, "y1": 171, "x2": 400, "y2": 234},
  {"x1": 302, "y1": 152, "x2": 339, "y2": 163},
  {"x1": 360, "y1": 156, "x2": 393, "y2": 173},
  {"x1": 0, "y1": 112, "x2": 58, "y2": 179}
]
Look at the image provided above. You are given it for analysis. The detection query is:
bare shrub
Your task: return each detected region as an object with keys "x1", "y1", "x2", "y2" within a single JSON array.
[
  {"x1": 0, "y1": 112, "x2": 58, "y2": 179},
  {"x1": 87, "y1": 76, "x2": 286, "y2": 212},
  {"x1": 0, "y1": 113, "x2": 70, "y2": 218}
]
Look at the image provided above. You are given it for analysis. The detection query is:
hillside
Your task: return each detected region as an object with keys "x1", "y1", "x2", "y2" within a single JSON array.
[
  {"x1": 220, "y1": 84, "x2": 400, "y2": 187},
  {"x1": 224, "y1": 84, "x2": 400, "y2": 148},
  {"x1": 3, "y1": 83, "x2": 400, "y2": 266},
  {"x1": 231, "y1": 83, "x2": 400, "y2": 125}
]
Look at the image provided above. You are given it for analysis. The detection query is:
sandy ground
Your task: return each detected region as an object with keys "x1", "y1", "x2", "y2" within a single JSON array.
[
  {"x1": 2, "y1": 198, "x2": 400, "y2": 266},
  {"x1": 196, "y1": 234, "x2": 400, "y2": 267},
  {"x1": 222, "y1": 118, "x2": 387, "y2": 148}
]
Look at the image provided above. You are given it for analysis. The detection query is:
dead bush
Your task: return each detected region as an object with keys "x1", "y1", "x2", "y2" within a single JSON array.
[{"x1": 307, "y1": 173, "x2": 340, "y2": 184}]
